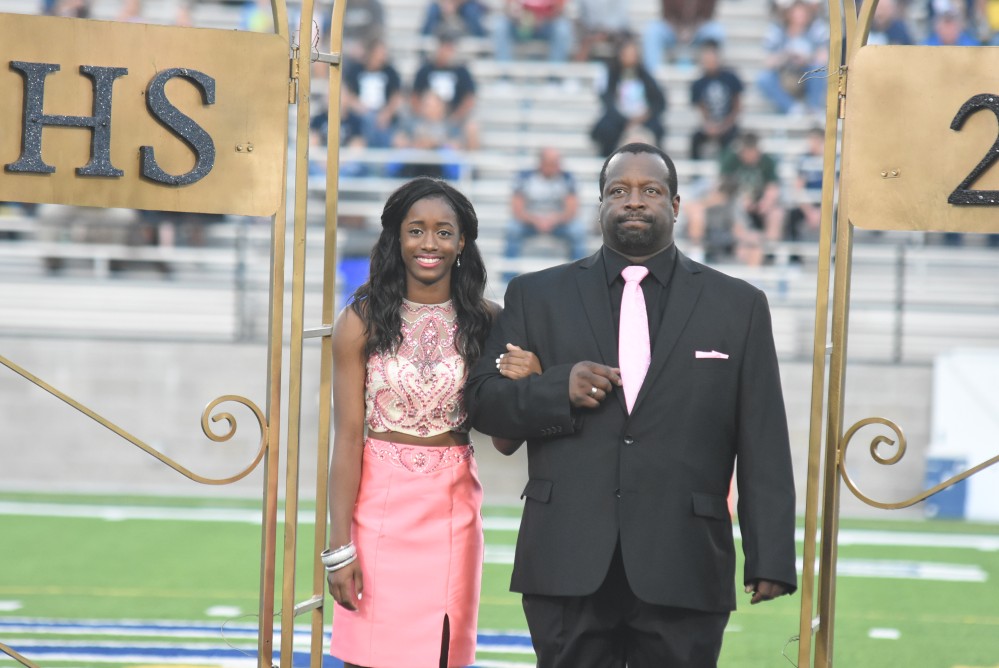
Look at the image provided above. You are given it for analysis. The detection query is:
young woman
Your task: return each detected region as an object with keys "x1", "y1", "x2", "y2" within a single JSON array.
[
  {"x1": 325, "y1": 177, "x2": 536, "y2": 668},
  {"x1": 590, "y1": 37, "x2": 668, "y2": 157}
]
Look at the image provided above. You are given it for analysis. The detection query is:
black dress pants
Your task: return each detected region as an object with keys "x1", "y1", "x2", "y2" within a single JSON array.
[{"x1": 522, "y1": 543, "x2": 729, "y2": 668}]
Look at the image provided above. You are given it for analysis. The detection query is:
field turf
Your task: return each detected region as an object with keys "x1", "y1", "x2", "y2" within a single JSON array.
[{"x1": 1, "y1": 492, "x2": 999, "y2": 667}]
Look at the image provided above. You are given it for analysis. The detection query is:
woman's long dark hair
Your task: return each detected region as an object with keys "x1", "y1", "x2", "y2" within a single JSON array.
[{"x1": 350, "y1": 177, "x2": 492, "y2": 367}]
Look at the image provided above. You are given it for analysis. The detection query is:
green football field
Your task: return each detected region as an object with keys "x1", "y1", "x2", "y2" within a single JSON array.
[{"x1": 2, "y1": 491, "x2": 999, "y2": 667}]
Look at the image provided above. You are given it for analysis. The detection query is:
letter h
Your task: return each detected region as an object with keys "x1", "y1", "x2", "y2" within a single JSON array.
[{"x1": 5, "y1": 61, "x2": 128, "y2": 177}]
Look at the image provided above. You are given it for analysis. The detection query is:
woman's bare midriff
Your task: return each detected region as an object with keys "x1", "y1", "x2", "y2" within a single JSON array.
[{"x1": 371, "y1": 430, "x2": 470, "y2": 447}]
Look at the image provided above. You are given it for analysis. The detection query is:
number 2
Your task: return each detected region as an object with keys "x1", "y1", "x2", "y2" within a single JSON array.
[{"x1": 948, "y1": 93, "x2": 999, "y2": 206}]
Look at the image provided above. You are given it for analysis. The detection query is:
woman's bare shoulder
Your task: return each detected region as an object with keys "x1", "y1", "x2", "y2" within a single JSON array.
[{"x1": 333, "y1": 304, "x2": 367, "y2": 347}]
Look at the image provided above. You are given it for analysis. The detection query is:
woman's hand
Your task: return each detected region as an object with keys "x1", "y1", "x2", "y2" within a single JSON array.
[
  {"x1": 496, "y1": 343, "x2": 542, "y2": 379},
  {"x1": 327, "y1": 560, "x2": 364, "y2": 611}
]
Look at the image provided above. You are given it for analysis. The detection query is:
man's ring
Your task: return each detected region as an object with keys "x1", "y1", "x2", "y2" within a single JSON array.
[{"x1": 589, "y1": 386, "x2": 599, "y2": 397}]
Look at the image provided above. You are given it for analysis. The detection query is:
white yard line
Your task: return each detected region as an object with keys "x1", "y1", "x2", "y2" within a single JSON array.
[
  {"x1": 2, "y1": 500, "x2": 997, "y2": 583},
  {"x1": 488, "y1": 545, "x2": 989, "y2": 581},
  {"x1": 0, "y1": 623, "x2": 535, "y2": 667},
  {"x1": 795, "y1": 557, "x2": 988, "y2": 582},
  {"x1": 3, "y1": 501, "x2": 999, "y2": 553},
  {"x1": 0, "y1": 501, "x2": 263, "y2": 524}
]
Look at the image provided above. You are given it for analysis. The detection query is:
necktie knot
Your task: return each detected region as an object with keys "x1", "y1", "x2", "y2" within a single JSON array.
[{"x1": 622, "y1": 265, "x2": 649, "y2": 285}]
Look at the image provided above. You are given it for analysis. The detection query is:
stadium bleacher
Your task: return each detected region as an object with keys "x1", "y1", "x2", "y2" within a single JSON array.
[{"x1": 1, "y1": 0, "x2": 996, "y2": 363}]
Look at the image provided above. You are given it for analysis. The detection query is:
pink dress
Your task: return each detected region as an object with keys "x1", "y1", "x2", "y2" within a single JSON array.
[{"x1": 330, "y1": 299, "x2": 484, "y2": 667}]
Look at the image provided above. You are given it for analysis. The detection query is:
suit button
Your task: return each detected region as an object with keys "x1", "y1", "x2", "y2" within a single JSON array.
[
  {"x1": 623, "y1": 435, "x2": 635, "y2": 446},
  {"x1": 614, "y1": 488, "x2": 621, "y2": 498}
]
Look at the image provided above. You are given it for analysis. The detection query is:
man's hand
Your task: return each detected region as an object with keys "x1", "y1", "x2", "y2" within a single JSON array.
[
  {"x1": 569, "y1": 361, "x2": 621, "y2": 409},
  {"x1": 745, "y1": 579, "x2": 789, "y2": 605}
]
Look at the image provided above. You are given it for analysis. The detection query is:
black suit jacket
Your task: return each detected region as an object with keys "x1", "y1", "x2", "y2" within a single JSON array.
[{"x1": 466, "y1": 248, "x2": 797, "y2": 613}]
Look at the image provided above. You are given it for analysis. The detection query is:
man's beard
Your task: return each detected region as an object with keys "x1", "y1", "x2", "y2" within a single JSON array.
[{"x1": 612, "y1": 216, "x2": 658, "y2": 255}]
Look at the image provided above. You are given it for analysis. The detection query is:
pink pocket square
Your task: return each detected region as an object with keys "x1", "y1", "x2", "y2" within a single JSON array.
[{"x1": 695, "y1": 350, "x2": 729, "y2": 359}]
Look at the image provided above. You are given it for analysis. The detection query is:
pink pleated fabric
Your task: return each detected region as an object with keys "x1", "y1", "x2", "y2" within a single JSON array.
[{"x1": 330, "y1": 438, "x2": 483, "y2": 667}]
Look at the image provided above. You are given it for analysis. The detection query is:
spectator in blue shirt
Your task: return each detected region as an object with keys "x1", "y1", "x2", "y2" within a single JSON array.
[
  {"x1": 756, "y1": 0, "x2": 828, "y2": 115},
  {"x1": 503, "y1": 147, "x2": 585, "y2": 281},
  {"x1": 421, "y1": 0, "x2": 488, "y2": 38},
  {"x1": 867, "y1": 0, "x2": 915, "y2": 45},
  {"x1": 922, "y1": 6, "x2": 980, "y2": 45},
  {"x1": 492, "y1": 0, "x2": 574, "y2": 62},
  {"x1": 926, "y1": 0, "x2": 977, "y2": 26},
  {"x1": 641, "y1": 0, "x2": 726, "y2": 72}
]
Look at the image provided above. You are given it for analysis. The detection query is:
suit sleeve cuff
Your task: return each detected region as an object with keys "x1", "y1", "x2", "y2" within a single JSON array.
[{"x1": 530, "y1": 362, "x2": 579, "y2": 438}]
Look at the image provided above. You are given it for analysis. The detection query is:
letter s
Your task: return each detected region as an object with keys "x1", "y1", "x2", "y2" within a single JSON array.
[{"x1": 140, "y1": 68, "x2": 216, "y2": 186}]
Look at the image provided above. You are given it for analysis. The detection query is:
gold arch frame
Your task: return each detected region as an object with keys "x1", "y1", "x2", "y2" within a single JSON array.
[
  {"x1": 797, "y1": 2, "x2": 999, "y2": 666},
  {"x1": 0, "y1": 0, "x2": 348, "y2": 665},
  {"x1": 11, "y1": 1, "x2": 998, "y2": 666}
]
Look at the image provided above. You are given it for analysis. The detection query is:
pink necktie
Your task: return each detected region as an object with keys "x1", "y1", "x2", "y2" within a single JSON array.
[{"x1": 619, "y1": 265, "x2": 650, "y2": 414}]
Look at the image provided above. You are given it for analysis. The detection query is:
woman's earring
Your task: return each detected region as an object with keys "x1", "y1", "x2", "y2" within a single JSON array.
[{"x1": 456, "y1": 254, "x2": 462, "y2": 268}]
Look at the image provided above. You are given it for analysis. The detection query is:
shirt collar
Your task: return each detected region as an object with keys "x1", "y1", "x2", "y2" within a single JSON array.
[{"x1": 601, "y1": 243, "x2": 677, "y2": 287}]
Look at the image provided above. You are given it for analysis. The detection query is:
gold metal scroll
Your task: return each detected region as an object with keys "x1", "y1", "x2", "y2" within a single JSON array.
[
  {"x1": 799, "y1": 2, "x2": 999, "y2": 667},
  {"x1": 840, "y1": 417, "x2": 999, "y2": 510},
  {"x1": 0, "y1": 355, "x2": 267, "y2": 484},
  {"x1": 0, "y1": 2, "x2": 292, "y2": 667}
]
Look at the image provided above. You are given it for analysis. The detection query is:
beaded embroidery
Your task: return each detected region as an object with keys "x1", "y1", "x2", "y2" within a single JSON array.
[
  {"x1": 365, "y1": 299, "x2": 468, "y2": 438},
  {"x1": 365, "y1": 439, "x2": 474, "y2": 474}
]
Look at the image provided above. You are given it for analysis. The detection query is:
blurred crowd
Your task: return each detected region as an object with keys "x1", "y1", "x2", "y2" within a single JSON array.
[
  {"x1": 2, "y1": 0, "x2": 997, "y2": 273},
  {"x1": 311, "y1": 0, "x2": 999, "y2": 265}
]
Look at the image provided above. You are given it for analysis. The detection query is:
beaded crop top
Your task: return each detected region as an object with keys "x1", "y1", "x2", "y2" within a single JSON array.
[{"x1": 365, "y1": 299, "x2": 469, "y2": 437}]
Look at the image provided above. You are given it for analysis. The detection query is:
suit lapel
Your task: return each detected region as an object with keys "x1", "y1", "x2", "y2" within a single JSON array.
[
  {"x1": 631, "y1": 251, "x2": 703, "y2": 415},
  {"x1": 576, "y1": 251, "x2": 617, "y2": 370}
]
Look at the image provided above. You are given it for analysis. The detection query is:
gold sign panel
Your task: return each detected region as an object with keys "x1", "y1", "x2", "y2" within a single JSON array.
[
  {"x1": 843, "y1": 45, "x2": 999, "y2": 232},
  {"x1": 0, "y1": 13, "x2": 287, "y2": 217}
]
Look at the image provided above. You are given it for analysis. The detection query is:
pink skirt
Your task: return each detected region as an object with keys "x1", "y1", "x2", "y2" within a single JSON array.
[{"x1": 330, "y1": 438, "x2": 483, "y2": 667}]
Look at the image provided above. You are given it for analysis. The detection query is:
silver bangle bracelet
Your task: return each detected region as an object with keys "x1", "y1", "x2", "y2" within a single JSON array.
[
  {"x1": 326, "y1": 553, "x2": 357, "y2": 572},
  {"x1": 321, "y1": 543, "x2": 356, "y2": 569},
  {"x1": 324, "y1": 542, "x2": 353, "y2": 557}
]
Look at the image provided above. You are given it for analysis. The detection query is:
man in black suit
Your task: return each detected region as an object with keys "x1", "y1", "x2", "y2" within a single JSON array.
[{"x1": 466, "y1": 143, "x2": 797, "y2": 667}]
